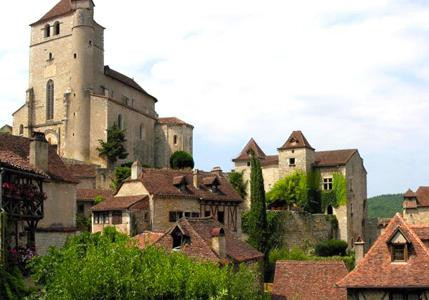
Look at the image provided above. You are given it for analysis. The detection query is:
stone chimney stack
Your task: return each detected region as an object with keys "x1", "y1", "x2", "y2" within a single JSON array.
[
  {"x1": 211, "y1": 227, "x2": 226, "y2": 258},
  {"x1": 211, "y1": 166, "x2": 222, "y2": 176},
  {"x1": 354, "y1": 236, "x2": 365, "y2": 265},
  {"x1": 193, "y1": 169, "x2": 199, "y2": 189},
  {"x1": 131, "y1": 161, "x2": 142, "y2": 180},
  {"x1": 29, "y1": 132, "x2": 49, "y2": 172}
]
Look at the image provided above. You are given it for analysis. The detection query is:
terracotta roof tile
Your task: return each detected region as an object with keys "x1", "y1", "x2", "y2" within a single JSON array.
[
  {"x1": 157, "y1": 117, "x2": 193, "y2": 128},
  {"x1": 76, "y1": 189, "x2": 113, "y2": 201},
  {"x1": 0, "y1": 134, "x2": 77, "y2": 183},
  {"x1": 337, "y1": 213, "x2": 429, "y2": 288},
  {"x1": 314, "y1": 149, "x2": 357, "y2": 167},
  {"x1": 104, "y1": 66, "x2": 157, "y2": 101},
  {"x1": 404, "y1": 189, "x2": 417, "y2": 198},
  {"x1": 91, "y1": 195, "x2": 148, "y2": 211},
  {"x1": 278, "y1": 131, "x2": 314, "y2": 150},
  {"x1": 32, "y1": 0, "x2": 74, "y2": 25},
  {"x1": 232, "y1": 138, "x2": 266, "y2": 162},
  {"x1": 409, "y1": 225, "x2": 429, "y2": 241},
  {"x1": 153, "y1": 218, "x2": 263, "y2": 263},
  {"x1": 137, "y1": 169, "x2": 242, "y2": 202},
  {"x1": 272, "y1": 261, "x2": 348, "y2": 300},
  {"x1": 134, "y1": 231, "x2": 165, "y2": 249},
  {"x1": 415, "y1": 187, "x2": 429, "y2": 207},
  {"x1": 66, "y1": 163, "x2": 97, "y2": 179}
]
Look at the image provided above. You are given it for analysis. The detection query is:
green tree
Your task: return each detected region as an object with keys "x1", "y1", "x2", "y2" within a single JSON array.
[
  {"x1": 170, "y1": 151, "x2": 194, "y2": 169},
  {"x1": 29, "y1": 227, "x2": 262, "y2": 299},
  {"x1": 248, "y1": 154, "x2": 269, "y2": 256},
  {"x1": 228, "y1": 170, "x2": 248, "y2": 199},
  {"x1": 110, "y1": 165, "x2": 131, "y2": 190},
  {"x1": 97, "y1": 124, "x2": 128, "y2": 165}
]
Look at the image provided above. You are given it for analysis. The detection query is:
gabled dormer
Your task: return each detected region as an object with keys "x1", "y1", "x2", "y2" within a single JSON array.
[
  {"x1": 173, "y1": 175, "x2": 187, "y2": 192},
  {"x1": 387, "y1": 228, "x2": 411, "y2": 262},
  {"x1": 203, "y1": 176, "x2": 220, "y2": 193}
]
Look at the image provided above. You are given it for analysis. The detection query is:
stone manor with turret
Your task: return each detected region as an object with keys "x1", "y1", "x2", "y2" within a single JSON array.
[
  {"x1": 233, "y1": 131, "x2": 367, "y2": 248},
  {"x1": 12, "y1": 0, "x2": 193, "y2": 169}
]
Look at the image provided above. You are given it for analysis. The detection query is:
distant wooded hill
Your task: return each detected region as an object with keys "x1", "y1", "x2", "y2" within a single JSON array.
[{"x1": 367, "y1": 194, "x2": 403, "y2": 219}]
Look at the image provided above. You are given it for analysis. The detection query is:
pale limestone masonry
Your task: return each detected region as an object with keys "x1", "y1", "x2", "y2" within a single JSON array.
[
  {"x1": 233, "y1": 131, "x2": 367, "y2": 248},
  {"x1": 12, "y1": 0, "x2": 192, "y2": 169}
]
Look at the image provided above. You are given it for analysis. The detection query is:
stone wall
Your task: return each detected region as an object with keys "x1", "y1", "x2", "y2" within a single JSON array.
[
  {"x1": 273, "y1": 211, "x2": 339, "y2": 250},
  {"x1": 35, "y1": 231, "x2": 76, "y2": 255}
]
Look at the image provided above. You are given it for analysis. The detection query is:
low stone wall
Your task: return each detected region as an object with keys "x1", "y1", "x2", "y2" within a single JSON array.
[
  {"x1": 35, "y1": 231, "x2": 77, "y2": 255},
  {"x1": 273, "y1": 211, "x2": 339, "y2": 250}
]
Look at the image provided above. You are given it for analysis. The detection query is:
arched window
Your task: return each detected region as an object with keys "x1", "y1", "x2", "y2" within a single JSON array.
[
  {"x1": 19, "y1": 124, "x2": 24, "y2": 135},
  {"x1": 117, "y1": 114, "x2": 123, "y2": 129},
  {"x1": 173, "y1": 135, "x2": 178, "y2": 145},
  {"x1": 48, "y1": 52, "x2": 53, "y2": 60},
  {"x1": 53, "y1": 22, "x2": 60, "y2": 35},
  {"x1": 139, "y1": 124, "x2": 144, "y2": 140},
  {"x1": 327, "y1": 205, "x2": 333, "y2": 215},
  {"x1": 46, "y1": 80, "x2": 54, "y2": 120},
  {"x1": 44, "y1": 24, "x2": 50, "y2": 38}
]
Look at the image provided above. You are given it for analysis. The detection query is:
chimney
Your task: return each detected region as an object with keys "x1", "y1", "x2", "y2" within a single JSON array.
[
  {"x1": 211, "y1": 166, "x2": 222, "y2": 176},
  {"x1": 193, "y1": 169, "x2": 199, "y2": 189},
  {"x1": 29, "y1": 132, "x2": 49, "y2": 171},
  {"x1": 354, "y1": 236, "x2": 365, "y2": 265},
  {"x1": 131, "y1": 161, "x2": 142, "y2": 180},
  {"x1": 211, "y1": 227, "x2": 226, "y2": 258}
]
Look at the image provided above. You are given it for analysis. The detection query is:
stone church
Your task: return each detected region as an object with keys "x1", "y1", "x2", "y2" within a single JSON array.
[
  {"x1": 233, "y1": 131, "x2": 367, "y2": 247},
  {"x1": 12, "y1": 0, "x2": 193, "y2": 169}
]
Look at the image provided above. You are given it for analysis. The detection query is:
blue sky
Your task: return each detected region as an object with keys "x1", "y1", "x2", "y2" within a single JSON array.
[{"x1": 1, "y1": 0, "x2": 429, "y2": 197}]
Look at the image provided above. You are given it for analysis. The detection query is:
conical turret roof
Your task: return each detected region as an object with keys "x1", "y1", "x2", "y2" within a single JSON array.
[
  {"x1": 232, "y1": 138, "x2": 266, "y2": 162},
  {"x1": 278, "y1": 130, "x2": 314, "y2": 151}
]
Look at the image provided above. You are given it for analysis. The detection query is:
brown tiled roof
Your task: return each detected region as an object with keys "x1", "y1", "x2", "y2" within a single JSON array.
[
  {"x1": 415, "y1": 187, "x2": 429, "y2": 207},
  {"x1": 136, "y1": 169, "x2": 242, "y2": 202},
  {"x1": 278, "y1": 130, "x2": 314, "y2": 150},
  {"x1": 260, "y1": 155, "x2": 279, "y2": 167},
  {"x1": 66, "y1": 163, "x2": 97, "y2": 179},
  {"x1": 0, "y1": 134, "x2": 77, "y2": 183},
  {"x1": 409, "y1": 225, "x2": 429, "y2": 241},
  {"x1": 403, "y1": 200, "x2": 417, "y2": 209},
  {"x1": 314, "y1": 149, "x2": 357, "y2": 167},
  {"x1": 233, "y1": 138, "x2": 266, "y2": 162},
  {"x1": 272, "y1": 261, "x2": 348, "y2": 300},
  {"x1": 91, "y1": 195, "x2": 148, "y2": 211},
  {"x1": 154, "y1": 218, "x2": 263, "y2": 263},
  {"x1": 104, "y1": 66, "x2": 157, "y2": 101},
  {"x1": 32, "y1": 0, "x2": 73, "y2": 25},
  {"x1": 134, "y1": 231, "x2": 165, "y2": 249},
  {"x1": 157, "y1": 117, "x2": 193, "y2": 128},
  {"x1": 77, "y1": 189, "x2": 113, "y2": 201},
  {"x1": 404, "y1": 189, "x2": 417, "y2": 198},
  {"x1": 337, "y1": 213, "x2": 429, "y2": 288}
]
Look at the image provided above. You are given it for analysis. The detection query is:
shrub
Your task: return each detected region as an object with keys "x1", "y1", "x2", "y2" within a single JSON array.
[
  {"x1": 110, "y1": 165, "x2": 131, "y2": 190},
  {"x1": 228, "y1": 170, "x2": 247, "y2": 199},
  {"x1": 170, "y1": 151, "x2": 194, "y2": 169},
  {"x1": 315, "y1": 239, "x2": 348, "y2": 257},
  {"x1": 97, "y1": 124, "x2": 128, "y2": 165},
  {"x1": 29, "y1": 227, "x2": 262, "y2": 299},
  {"x1": 0, "y1": 265, "x2": 30, "y2": 300}
]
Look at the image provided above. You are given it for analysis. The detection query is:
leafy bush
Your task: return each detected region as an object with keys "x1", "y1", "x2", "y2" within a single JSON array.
[
  {"x1": 0, "y1": 265, "x2": 30, "y2": 300},
  {"x1": 228, "y1": 170, "x2": 247, "y2": 199},
  {"x1": 315, "y1": 239, "x2": 348, "y2": 257},
  {"x1": 97, "y1": 124, "x2": 128, "y2": 165},
  {"x1": 170, "y1": 151, "x2": 194, "y2": 169},
  {"x1": 110, "y1": 165, "x2": 131, "y2": 190},
  {"x1": 29, "y1": 227, "x2": 262, "y2": 299},
  {"x1": 76, "y1": 215, "x2": 91, "y2": 232}
]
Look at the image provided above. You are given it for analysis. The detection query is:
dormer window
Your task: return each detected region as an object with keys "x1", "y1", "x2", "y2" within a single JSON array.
[
  {"x1": 203, "y1": 176, "x2": 220, "y2": 193},
  {"x1": 173, "y1": 176, "x2": 187, "y2": 192},
  {"x1": 389, "y1": 229, "x2": 410, "y2": 262},
  {"x1": 392, "y1": 244, "x2": 407, "y2": 261}
]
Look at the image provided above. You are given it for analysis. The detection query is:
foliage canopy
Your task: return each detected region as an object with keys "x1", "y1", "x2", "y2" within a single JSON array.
[
  {"x1": 228, "y1": 170, "x2": 248, "y2": 199},
  {"x1": 110, "y1": 164, "x2": 131, "y2": 190},
  {"x1": 170, "y1": 151, "x2": 195, "y2": 170},
  {"x1": 97, "y1": 124, "x2": 128, "y2": 165}
]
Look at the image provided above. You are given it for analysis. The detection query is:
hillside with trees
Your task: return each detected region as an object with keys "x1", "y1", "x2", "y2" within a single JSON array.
[{"x1": 367, "y1": 194, "x2": 403, "y2": 218}]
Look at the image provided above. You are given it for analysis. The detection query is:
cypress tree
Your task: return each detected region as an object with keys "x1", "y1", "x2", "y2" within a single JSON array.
[{"x1": 248, "y1": 153, "x2": 269, "y2": 255}]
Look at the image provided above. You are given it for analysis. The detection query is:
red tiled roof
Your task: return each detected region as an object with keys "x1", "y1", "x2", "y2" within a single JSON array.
[
  {"x1": 314, "y1": 149, "x2": 357, "y2": 167},
  {"x1": 77, "y1": 189, "x2": 113, "y2": 201},
  {"x1": 136, "y1": 169, "x2": 242, "y2": 202},
  {"x1": 272, "y1": 261, "x2": 348, "y2": 300},
  {"x1": 337, "y1": 213, "x2": 429, "y2": 288},
  {"x1": 409, "y1": 225, "x2": 429, "y2": 241},
  {"x1": 154, "y1": 218, "x2": 263, "y2": 263},
  {"x1": 157, "y1": 117, "x2": 193, "y2": 128},
  {"x1": 404, "y1": 189, "x2": 417, "y2": 198},
  {"x1": 0, "y1": 134, "x2": 77, "y2": 183},
  {"x1": 415, "y1": 187, "x2": 429, "y2": 207},
  {"x1": 134, "y1": 231, "x2": 165, "y2": 249},
  {"x1": 104, "y1": 66, "x2": 157, "y2": 101},
  {"x1": 232, "y1": 138, "x2": 266, "y2": 162},
  {"x1": 91, "y1": 195, "x2": 148, "y2": 211},
  {"x1": 66, "y1": 163, "x2": 97, "y2": 179},
  {"x1": 278, "y1": 131, "x2": 314, "y2": 150},
  {"x1": 31, "y1": 0, "x2": 75, "y2": 25}
]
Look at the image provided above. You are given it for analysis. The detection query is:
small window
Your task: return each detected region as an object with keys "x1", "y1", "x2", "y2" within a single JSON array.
[
  {"x1": 327, "y1": 205, "x2": 333, "y2": 215},
  {"x1": 289, "y1": 157, "x2": 296, "y2": 166},
  {"x1": 94, "y1": 212, "x2": 109, "y2": 224},
  {"x1": 48, "y1": 52, "x2": 53, "y2": 61},
  {"x1": 77, "y1": 203, "x2": 84, "y2": 215},
  {"x1": 247, "y1": 161, "x2": 251, "y2": 167},
  {"x1": 53, "y1": 22, "x2": 60, "y2": 35},
  {"x1": 117, "y1": 114, "x2": 123, "y2": 130},
  {"x1": 205, "y1": 210, "x2": 211, "y2": 217},
  {"x1": 73, "y1": 53, "x2": 77, "y2": 59},
  {"x1": 139, "y1": 124, "x2": 144, "y2": 140},
  {"x1": 323, "y1": 178, "x2": 333, "y2": 191},
  {"x1": 173, "y1": 135, "x2": 178, "y2": 145},
  {"x1": 217, "y1": 211, "x2": 225, "y2": 224},
  {"x1": 144, "y1": 211, "x2": 149, "y2": 222},
  {"x1": 191, "y1": 212, "x2": 200, "y2": 218},
  {"x1": 44, "y1": 24, "x2": 50, "y2": 38},
  {"x1": 184, "y1": 212, "x2": 191, "y2": 218},
  {"x1": 46, "y1": 80, "x2": 54, "y2": 120},
  {"x1": 112, "y1": 211, "x2": 122, "y2": 225},
  {"x1": 19, "y1": 124, "x2": 24, "y2": 135},
  {"x1": 392, "y1": 244, "x2": 406, "y2": 261},
  {"x1": 169, "y1": 211, "x2": 183, "y2": 222}
]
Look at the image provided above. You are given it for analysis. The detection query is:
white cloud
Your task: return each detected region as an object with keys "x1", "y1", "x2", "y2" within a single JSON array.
[{"x1": 1, "y1": 0, "x2": 429, "y2": 195}]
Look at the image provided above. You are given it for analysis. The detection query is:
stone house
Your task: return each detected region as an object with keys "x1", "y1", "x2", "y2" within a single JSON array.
[
  {"x1": 136, "y1": 217, "x2": 263, "y2": 266},
  {"x1": 76, "y1": 189, "x2": 113, "y2": 219},
  {"x1": 403, "y1": 187, "x2": 429, "y2": 224},
  {"x1": 0, "y1": 133, "x2": 77, "y2": 255},
  {"x1": 233, "y1": 130, "x2": 367, "y2": 247},
  {"x1": 337, "y1": 213, "x2": 429, "y2": 299},
  {"x1": 91, "y1": 162, "x2": 243, "y2": 235},
  {"x1": 11, "y1": 0, "x2": 193, "y2": 169},
  {"x1": 271, "y1": 260, "x2": 348, "y2": 300}
]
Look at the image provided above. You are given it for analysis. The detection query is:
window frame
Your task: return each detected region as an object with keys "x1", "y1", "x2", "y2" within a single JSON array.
[
  {"x1": 111, "y1": 211, "x2": 123, "y2": 225},
  {"x1": 217, "y1": 211, "x2": 225, "y2": 224},
  {"x1": 53, "y1": 21, "x2": 60, "y2": 35},
  {"x1": 391, "y1": 243, "x2": 408, "y2": 262},
  {"x1": 323, "y1": 177, "x2": 333, "y2": 191},
  {"x1": 289, "y1": 157, "x2": 296, "y2": 166},
  {"x1": 44, "y1": 24, "x2": 50, "y2": 38},
  {"x1": 169, "y1": 211, "x2": 183, "y2": 222},
  {"x1": 46, "y1": 80, "x2": 54, "y2": 120}
]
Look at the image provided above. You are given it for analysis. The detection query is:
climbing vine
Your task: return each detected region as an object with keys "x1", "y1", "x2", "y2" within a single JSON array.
[{"x1": 321, "y1": 172, "x2": 347, "y2": 210}]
